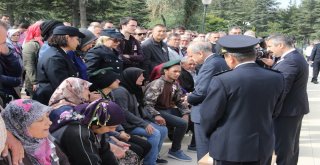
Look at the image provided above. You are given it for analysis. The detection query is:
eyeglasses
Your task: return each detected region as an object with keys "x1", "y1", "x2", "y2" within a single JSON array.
[{"x1": 136, "y1": 33, "x2": 146, "y2": 36}]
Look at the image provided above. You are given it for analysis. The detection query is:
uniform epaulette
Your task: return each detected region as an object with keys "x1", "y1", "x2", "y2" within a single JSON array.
[
  {"x1": 262, "y1": 67, "x2": 281, "y2": 73},
  {"x1": 213, "y1": 69, "x2": 232, "y2": 76}
]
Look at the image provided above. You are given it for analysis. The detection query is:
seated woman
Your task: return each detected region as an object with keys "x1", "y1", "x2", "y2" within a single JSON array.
[
  {"x1": 112, "y1": 67, "x2": 168, "y2": 165},
  {"x1": 35, "y1": 26, "x2": 85, "y2": 105},
  {"x1": 1, "y1": 99, "x2": 69, "y2": 165},
  {"x1": 48, "y1": 77, "x2": 142, "y2": 165},
  {"x1": 85, "y1": 28, "x2": 124, "y2": 74},
  {"x1": 51, "y1": 99, "x2": 131, "y2": 165},
  {"x1": 88, "y1": 68, "x2": 151, "y2": 162}
]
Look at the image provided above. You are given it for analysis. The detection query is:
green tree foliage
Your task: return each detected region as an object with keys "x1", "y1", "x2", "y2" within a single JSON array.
[{"x1": 1, "y1": 0, "x2": 320, "y2": 43}]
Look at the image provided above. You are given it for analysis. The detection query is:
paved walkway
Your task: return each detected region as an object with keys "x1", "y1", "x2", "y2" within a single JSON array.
[{"x1": 163, "y1": 68, "x2": 320, "y2": 165}]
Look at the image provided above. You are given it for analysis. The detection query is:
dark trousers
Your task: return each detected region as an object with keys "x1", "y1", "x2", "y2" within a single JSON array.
[
  {"x1": 214, "y1": 157, "x2": 271, "y2": 165},
  {"x1": 158, "y1": 109, "x2": 188, "y2": 152},
  {"x1": 194, "y1": 123, "x2": 209, "y2": 161},
  {"x1": 127, "y1": 135, "x2": 151, "y2": 159},
  {"x1": 274, "y1": 115, "x2": 303, "y2": 165},
  {"x1": 312, "y1": 60, "x2": 320, "y2": 81}
]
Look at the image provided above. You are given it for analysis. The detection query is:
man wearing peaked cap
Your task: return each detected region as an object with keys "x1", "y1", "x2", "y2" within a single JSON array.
[{"x1": 199, "y1": 35, "x2": 285, "y2": 165}]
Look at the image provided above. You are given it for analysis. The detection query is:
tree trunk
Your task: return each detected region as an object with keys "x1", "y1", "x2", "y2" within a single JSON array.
[
  {"x1": 79, "y1": 0, "x2": 87, "y2": 28},
  {"x1": 72, "y1": 0, "x2": 80, "y2": 27},
  {"x1": 5, "y1": 3, "x2": 14, "y2": 26}
]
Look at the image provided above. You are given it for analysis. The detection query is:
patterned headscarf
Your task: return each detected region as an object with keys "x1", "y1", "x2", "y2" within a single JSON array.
[
  {"x1": 74, "y1": 99, "x2": 125, "y2": 127},
  {"x1": 2, "y1": 99, "x2": 53, "y2": 165},
  {"x1": 0, "y1": 115, "x2": 6, "y2": 153},
  {"x1": 49, "y1": 77, "x2": 92, "y2": 109},
  {"x1": 52, "y1": 99, "x2": 125, "y2": 131}
]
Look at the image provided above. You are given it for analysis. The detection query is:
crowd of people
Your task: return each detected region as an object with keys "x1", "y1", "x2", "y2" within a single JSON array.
[{"x1": 0, "y1": 13, "x2": 311, "y2": 165}]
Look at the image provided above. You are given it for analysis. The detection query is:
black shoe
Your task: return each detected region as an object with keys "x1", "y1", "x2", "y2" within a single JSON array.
[
  {"x1": 156, "y1": 157, "x2": 168, "y2": 164},
  {"x1": 311, "y1": 80, "x2": 319, "y2": 84}
]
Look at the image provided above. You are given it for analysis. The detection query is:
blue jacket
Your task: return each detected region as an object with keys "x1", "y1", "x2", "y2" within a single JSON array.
[{"x1": 187, "y1": 54, "x2": 229, "y2": 123}]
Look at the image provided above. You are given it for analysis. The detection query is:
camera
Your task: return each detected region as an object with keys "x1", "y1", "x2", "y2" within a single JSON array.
[{"x1": 256, "y1": 47, "x2": 270, "y2": 59}]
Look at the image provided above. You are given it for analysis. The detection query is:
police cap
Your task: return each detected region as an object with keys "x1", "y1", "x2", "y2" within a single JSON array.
[{"x1": 217, "y1": 35, "x2": 260, "y2": 53}]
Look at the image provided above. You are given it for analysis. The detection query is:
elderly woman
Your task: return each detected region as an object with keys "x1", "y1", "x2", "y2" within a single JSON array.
[
  {"x1": 0, "y1": 99, "x2": 69, "y2": 165},
  {"x1": 85, "y1": 28, "x2": 124, "y2": 74},
  {"x1": 34, "y1": 26, "x2": 85, "y2": 105},
  {"x1": 112, "y1": 67, "x2": 168, "y2": 165}
]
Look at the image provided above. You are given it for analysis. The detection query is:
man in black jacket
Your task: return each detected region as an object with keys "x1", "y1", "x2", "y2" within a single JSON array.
[
  {"x1": 310, "y1": 42, "x2": 320, "y2": 84},
  {"x1": 267, "y1": 34, "x2": 309, "y2": 165}
]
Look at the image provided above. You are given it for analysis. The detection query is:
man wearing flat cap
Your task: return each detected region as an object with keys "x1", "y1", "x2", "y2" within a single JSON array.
[
  {"x1": 144, "y1": 60, "x2": 193, "y2": 162},
  {"x1": 200, "y1": 35, "x2": 285, "y2": 165}
]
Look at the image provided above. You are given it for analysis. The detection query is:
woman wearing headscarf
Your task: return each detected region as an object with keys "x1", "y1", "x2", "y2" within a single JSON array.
[
  {"x1": 89, "y1": 68, "x2": 151, "y2": 163},
  {"x1": 6, "y1": 29, "x2": 24, "y2": 98},
  {"x1": 50, "y1": 98, "x2": 130, "y2": 165},
  {"x1": 48, "y1": 77, "x2": 138, "y2": 165},
  {"x1": 38, "y1": 20, "x2": 64, "y2": 60},
  {"x1": 22, "y1": 21, "x2": 43, "y2": 97},
  {"x1": 112, "y1": 67, "x2": 168, "y2": 165},
  {"x1": 0, "y1": 99, "x2": 69, "y2": 165},
  {"x1": 85, "y1": 28, "x2": 124, "y2": 75},
  {"x1": 34, "y1": 26, "x2": 85, "y2": 105}
]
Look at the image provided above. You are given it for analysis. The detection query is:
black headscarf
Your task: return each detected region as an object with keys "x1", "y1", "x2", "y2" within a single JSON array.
[{"x1": 120, "y1": 67, "x2": 144, "y2": 105}]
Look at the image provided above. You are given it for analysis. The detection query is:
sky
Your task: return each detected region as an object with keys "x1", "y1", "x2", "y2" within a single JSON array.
[{"x1": 278, "y1": 0, "x2": 301, "y2": 9}]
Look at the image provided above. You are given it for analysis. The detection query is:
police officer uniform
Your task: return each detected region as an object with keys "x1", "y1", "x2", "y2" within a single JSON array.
[
  {"x1": 85, "y1": 28, "x2": 124, "y2": 75},
  {"x1": 199, "y1": 35, "x2": 285, "y2": 165}
]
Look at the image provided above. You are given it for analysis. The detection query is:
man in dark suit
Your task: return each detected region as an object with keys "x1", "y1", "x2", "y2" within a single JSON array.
[
  {"x1": 200, "y1": 35, "x2": 285, "y2": 165},
  {"x1": 267, "y1": 34, "x2": 309, "y2": 165},
  {"x1": 310, "y1": 42, "x2": 320, "y2": 84},
  {"x1": 186, "y1": 41, "x2": 229, "y2": 160}
]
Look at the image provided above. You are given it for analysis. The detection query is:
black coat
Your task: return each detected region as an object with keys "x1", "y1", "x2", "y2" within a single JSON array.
[
  {"x1": 52, "y1": 122, "x2": 118, "y2": 165},
  {"x1": 0, "y1": 50, "x2": 22, "y2": 99},
  {"x1": 85, "y1": 45, "x2": 123, "y2": 75},
  {"x1": 272, "y1": 50, "x2": 309, "y2": 116},
  {"x1": 200, "y1": 63, "x2": 285, "y2": 162},
  {"x1": 310, "y1": 43, "x2": 320, "y2": 62},
  {"x1": 35, "y1": 46, "x2": 78, "y2": 105}
]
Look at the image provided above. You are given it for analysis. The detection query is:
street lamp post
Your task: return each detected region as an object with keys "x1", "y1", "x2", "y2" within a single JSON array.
[{"x1": 201, "y1": 0, "x2": 212, "y2": 33}]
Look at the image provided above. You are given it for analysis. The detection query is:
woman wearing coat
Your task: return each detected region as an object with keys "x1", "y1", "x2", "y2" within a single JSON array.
[
  {"x1": 34, "y1": 26, "x2": 85, "y2": 105},
  {"x1": 85, "y1": 28, "x2": 124, "y2": 75}
]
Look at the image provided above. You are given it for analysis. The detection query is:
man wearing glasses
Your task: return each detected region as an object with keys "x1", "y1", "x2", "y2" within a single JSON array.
[{"x1": 134, "y1": 26, "x2": 147, "y2": 44}]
